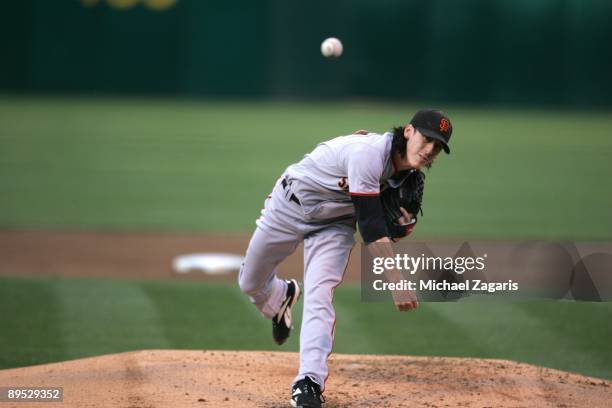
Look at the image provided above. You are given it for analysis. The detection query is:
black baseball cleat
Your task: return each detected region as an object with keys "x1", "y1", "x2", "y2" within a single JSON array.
[
  {"x1": 272, "y1": 279, "x2": 301, "y2": 345},
  {"x1": 290, "y1": 376, "x2": 325, "y2": 408}
]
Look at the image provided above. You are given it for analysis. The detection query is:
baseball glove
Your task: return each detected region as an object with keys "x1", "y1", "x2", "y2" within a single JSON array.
[{"x1": 380, "y1": 169, "x2": 425, "y2": 239}]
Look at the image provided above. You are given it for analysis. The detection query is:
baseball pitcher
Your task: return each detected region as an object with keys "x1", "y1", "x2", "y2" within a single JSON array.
[{"x1": 238, "y1": 109, "x2": 453, "y2": 407}]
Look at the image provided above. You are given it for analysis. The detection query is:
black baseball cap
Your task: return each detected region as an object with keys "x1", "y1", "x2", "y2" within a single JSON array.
[{"x1": 409, "y1": 109, "x2": 452, "y2": 154}]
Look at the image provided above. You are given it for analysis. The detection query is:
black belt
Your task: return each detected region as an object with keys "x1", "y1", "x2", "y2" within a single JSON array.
[{"x1": 281, "y1": 178, "x2": 301, "y2": 205}]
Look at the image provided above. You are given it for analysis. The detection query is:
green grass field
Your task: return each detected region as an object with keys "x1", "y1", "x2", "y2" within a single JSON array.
[
  {"x1": 1, "y1": 96, "x2": 611, "y2": 239},
  {"x1": 1, "y1": 96, "x2": 611, "y2": 379}
]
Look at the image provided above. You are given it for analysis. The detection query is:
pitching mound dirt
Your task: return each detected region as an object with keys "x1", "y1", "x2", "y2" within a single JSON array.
[{"x1": 1, "y1": 350, "x2": 609, "y2": 407}]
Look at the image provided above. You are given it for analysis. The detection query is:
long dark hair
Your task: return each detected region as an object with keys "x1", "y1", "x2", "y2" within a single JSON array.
[{"x1": 391, "y1": 126, "x2": 407, "y2": 158}]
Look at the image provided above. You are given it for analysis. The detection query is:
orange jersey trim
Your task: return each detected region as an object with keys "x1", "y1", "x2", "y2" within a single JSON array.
[{"x1": 349, "y1": 192, "x2": 379, "y2": 197}]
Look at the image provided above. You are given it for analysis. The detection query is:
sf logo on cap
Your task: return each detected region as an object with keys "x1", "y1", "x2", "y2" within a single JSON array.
[{"x1": 439, "y1": 118, "x2": 450, "y2": 133}]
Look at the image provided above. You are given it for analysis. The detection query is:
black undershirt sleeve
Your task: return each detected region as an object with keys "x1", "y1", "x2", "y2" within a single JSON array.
[{"x1": 350, "y1": 194, "x2": 388, "y2": 243}]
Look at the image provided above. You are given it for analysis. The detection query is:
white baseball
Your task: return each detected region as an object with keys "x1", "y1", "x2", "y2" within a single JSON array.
[{"x1": 321, "y1": 37, "x2": 343, "y2": 58}]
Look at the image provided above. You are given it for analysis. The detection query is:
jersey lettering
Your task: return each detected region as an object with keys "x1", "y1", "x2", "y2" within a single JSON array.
[{"x1": 337, "y1": 177, "x2": 349, "y2": 190}]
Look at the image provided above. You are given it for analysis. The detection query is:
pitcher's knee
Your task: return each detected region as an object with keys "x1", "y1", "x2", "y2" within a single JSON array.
[
  {"x1": 308, "y1": 286, "x2": 334, "y2": 305},
  {"x1": 238, "y1": 264, "x2": 262, "y2": 296}
]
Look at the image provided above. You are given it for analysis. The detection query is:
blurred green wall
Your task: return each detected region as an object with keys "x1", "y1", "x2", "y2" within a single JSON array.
[{"x1": 2, "y1": 0, "x2": 612, "y2": 106}]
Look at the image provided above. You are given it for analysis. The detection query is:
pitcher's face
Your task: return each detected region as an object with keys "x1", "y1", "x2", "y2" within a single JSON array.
[{"x1": 404, "y1": 125, "x2": 442, "y2": 169}]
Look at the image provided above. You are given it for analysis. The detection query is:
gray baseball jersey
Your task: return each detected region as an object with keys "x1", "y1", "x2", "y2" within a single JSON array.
[
  {"x1": 239, "y1": 131, "x2": 399, "y2": 391},
  {"x1": 287, "y1": 131, "x2": 395, "y2": 200}
]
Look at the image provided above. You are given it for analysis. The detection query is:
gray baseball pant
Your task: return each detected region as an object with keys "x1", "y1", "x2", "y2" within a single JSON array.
[{"x1": 238, "y1": 176, "x2": 355, "y2": 390}]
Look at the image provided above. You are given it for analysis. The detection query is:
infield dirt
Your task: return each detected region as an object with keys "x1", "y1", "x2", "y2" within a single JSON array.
[
  {"x1": 0, "y1": 229, "x2": 361, "y2": 282},
  {"x1": 1, "y1": 350, "x2": 610, "y2": 407}
]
